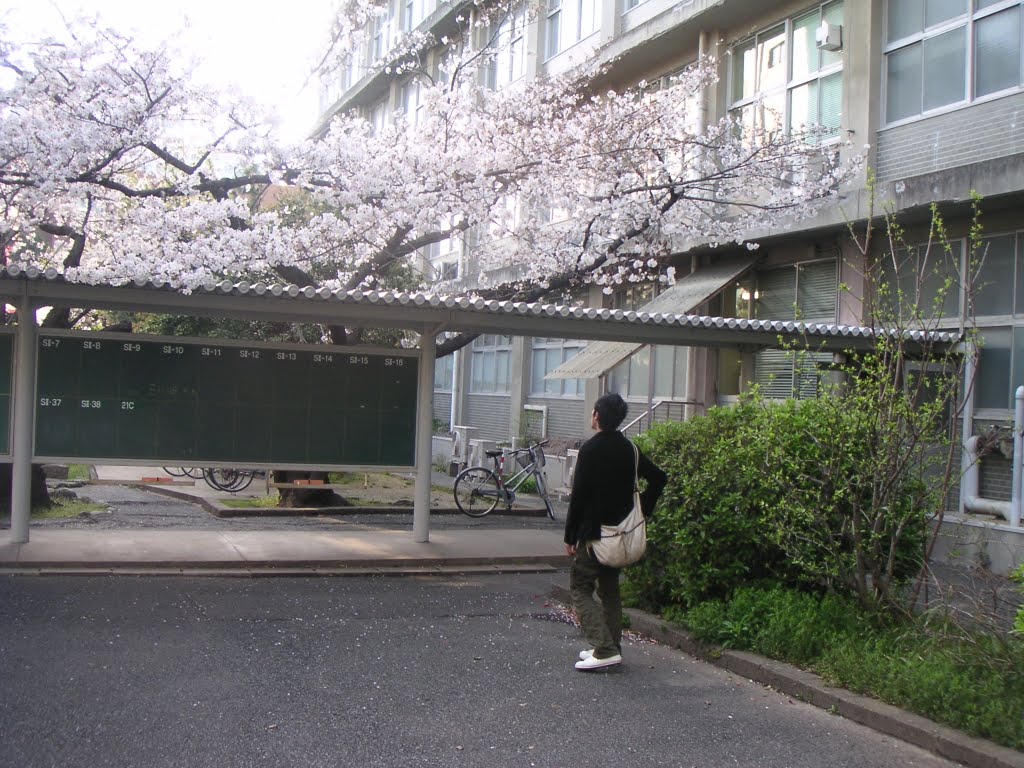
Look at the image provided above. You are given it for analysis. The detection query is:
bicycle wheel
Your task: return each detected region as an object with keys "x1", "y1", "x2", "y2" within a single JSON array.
[
  {"x1": 533, "y1": 469, "x2": 554, "y2": 520},
  {"x1": 204, "y1": 468, "x2": 244, "y2": 492},
  {"x1": 453, "y1": 467, "x2": 501, "y2": 517},
  {"x1": 230, "y1": 470, "x2": 255, "y2": 492},
  {"x1": 162, "y1": 467, "x2": 186, "y2": 477},
  {"x1": 183, "y1": 467, "x2": 203, "y2": 479}
]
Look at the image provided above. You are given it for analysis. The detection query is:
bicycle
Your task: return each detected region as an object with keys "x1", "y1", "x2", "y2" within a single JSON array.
[
  {"x1": 201, "y1": 467, "x2": 264, "y2": 493},
  {"x1": 452, "y1": 440, "x2": 554, "y2": 519},
  {"x1": 162, "y1": 466, "x2": 204, "y2": 480}
]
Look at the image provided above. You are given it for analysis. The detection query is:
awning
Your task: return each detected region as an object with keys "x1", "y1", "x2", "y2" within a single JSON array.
[{"x1": 545, "y1": 254, "x2": 757, "y2": 379}]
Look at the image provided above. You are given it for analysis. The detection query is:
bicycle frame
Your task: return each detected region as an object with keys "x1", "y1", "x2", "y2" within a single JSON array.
[
  {"x1": 491, "y1": 454, "x2": 536, "y2": 497},
  {"x1": 452, "y1": 440, "x2": 553, "y2": 519}
]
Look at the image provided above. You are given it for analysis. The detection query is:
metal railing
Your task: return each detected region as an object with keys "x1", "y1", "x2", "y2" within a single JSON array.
[{"x1": 622, "y1": 399, "x2": 702, "y2": 437}]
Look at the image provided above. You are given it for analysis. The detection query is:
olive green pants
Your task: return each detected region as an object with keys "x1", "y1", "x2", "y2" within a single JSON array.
[{"x1": 569, "y1": 545, "x2": 622, "y2": 659}]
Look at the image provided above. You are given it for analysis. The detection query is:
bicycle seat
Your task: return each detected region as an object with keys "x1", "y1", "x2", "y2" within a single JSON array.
[{"x1": 485, "y1": 449, "x2": 504, "y2": 458}]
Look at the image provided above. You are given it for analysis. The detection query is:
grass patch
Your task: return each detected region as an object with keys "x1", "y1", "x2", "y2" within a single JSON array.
[
  {"x1": 327, "y1": 472, "x2": 413, "y2": 489},
  {"x1": 220, "y1": 494, "x2": 283, "y2": 509},
  {"x1": 665, "y1": 584, "x2": 1024, "y2": 750},
  {"x1": 66, "y1": 464, "x2": 92, "y2": 481},
  {"x1": 32, "y1": 496, "x2": 104, "y2": 519}
]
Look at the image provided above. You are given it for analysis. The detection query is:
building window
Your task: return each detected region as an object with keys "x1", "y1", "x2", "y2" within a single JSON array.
[
  {"x1": 753, "y1": 259, "x2": 838, "y2": 398},
  {"x1": 488, "y1": 7, "x2": 527, "y2": 89},
  {"x1": 530, "y1": 338, "x2": 585, "y2": 396},
  {"x1": 369, "y1": 101, "x2": 388, "y2": 134},
  {"x1": 606, "y1": 345, "x2": 688, "y2": 400},
  {"x1": 470, "y1": 335, "x2": 512, "y2": 393},
  {"x1": 402, "y1": 78, "x2": 424, "y2": 127},
  {"x1": 404, "y1": 0, "x2": 433, "y2": 32},
  {"x1": 622, "y1": 0, "x2": 646, "y2": 12},
  {"x1": 434, "y1": 352, "x2": 455, "y2": 391},
  {"x1": 964, "y1": 232, "x2": 1024, "y2": 410},
  {"x1": 884, "y1": 0, "x2": 1024, "y2": 124},
  {"x1": 729, "y1": 1, "x2": 844, "y2": 143},
  {"x1": 608, "y1": 282, "x2": 655, "y2": 311},
  {"x1": 424, "y1": 233, "x2": 460, "y2": 284},
  {"x1": 578, "y1": 0, "x2": 599, "y2": 39},
  {"x1": 546, "y1": 0, "x2": 563, "y2": 59},
  {"x1": 545, "y1": 0, "x2": 597, "y2": 59},
  {"x1": 370, "y1": 4, "x2": 396, "y2": 64},
  {"x1": 880, "y1": 240, "x2": 964, "y2": 321}
]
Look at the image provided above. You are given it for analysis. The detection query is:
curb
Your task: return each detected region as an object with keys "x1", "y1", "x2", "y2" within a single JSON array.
[
  {"x1": 130, "y1": 482, "x2": 552, "y2": 518},
  {"x1": 549, "y1": 584, "x2": 1024, "y2": 768},
  {"x1": 0, "y1": 563, "x2": 563, "y2": 578}
]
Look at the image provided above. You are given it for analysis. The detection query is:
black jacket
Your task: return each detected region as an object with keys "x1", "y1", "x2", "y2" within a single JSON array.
[{"x1": 563, "y1": 429, "x2": 667, "y2": 546}]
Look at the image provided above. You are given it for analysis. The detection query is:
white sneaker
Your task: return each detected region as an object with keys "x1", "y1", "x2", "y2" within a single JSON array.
[
  {"x1": 578, "y1": 649, "x2": 594, "y2": 660},
  {"x1": 575, "y1": 653, "x2": 622, "y2": 671}
]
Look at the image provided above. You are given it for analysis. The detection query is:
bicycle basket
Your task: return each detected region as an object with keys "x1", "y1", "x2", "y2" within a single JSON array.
[
  {"x1": 516, "y1": 452, "x2": 532, "y2": 469},
  {"x1": 532, "y1": 445, "x2": 545, "y2": 468}
]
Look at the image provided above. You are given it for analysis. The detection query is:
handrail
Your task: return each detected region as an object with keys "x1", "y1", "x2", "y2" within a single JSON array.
[{"x1": 622, "y1": 399, "x2": 702, "y2": 436}]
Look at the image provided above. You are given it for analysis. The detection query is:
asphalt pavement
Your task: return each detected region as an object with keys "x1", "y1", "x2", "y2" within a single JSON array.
[
  {"x1": 0, "y1": 467, "x2": 569, "y2": 573},
  {"x1": 0, "y1": 471, "x2": 1019, "y2": 768},
  {"x1": 0, "y1": 573, "x2": 969, "y2": 768}
]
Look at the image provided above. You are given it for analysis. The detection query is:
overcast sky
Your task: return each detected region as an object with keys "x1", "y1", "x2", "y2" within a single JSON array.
[{"x1": 3, "y1": 0, "x2": 338, "y2": 141}]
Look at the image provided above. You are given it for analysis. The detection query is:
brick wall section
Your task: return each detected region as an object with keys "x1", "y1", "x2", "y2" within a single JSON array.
[
  {"x1": 981, "y1": 454, "x2": 1014, "y2": 502},
  {"x1": 876, "y1": 94, "x2": 1024, "y2": 182}
]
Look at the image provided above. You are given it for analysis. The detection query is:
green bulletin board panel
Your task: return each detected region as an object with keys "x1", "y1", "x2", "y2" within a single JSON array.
[
  {"x1": 34, "y1": 333, "x2": 419, "y2": 467},
  {"x1": 0, "y1": 331, "x2": 12, "y2": 457}
]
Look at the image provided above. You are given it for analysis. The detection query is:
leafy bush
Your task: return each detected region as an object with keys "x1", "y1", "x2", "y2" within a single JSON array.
[
  {"x1": 628, "y1": 402, "x2": 785, "y2": 611},
  {"x1": 671, "y1": 585, "x2": 1024, "y2": 749},
  {"x1": 674, "y1": 584, "x2": 874, "y2": 664},
  {"x1": 630, "y1": 391, "x2": 932, "y2": 611}
]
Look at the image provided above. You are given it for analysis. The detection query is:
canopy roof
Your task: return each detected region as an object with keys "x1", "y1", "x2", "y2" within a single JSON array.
[
  {"x1": 546, "y1": 255, "x2": 756, "y2": 378},
  {"x1": 0, "y1": 266, "x2": 958, "y2": 354}
]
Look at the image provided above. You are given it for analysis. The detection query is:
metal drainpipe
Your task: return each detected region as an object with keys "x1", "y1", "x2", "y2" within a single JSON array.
[
  {"x1": 449, "y1": 348, "x2": 459, "y2": 429},
  {"x1": 958, "y1": 342, "x2": 976, "y2": 517},
  {"x1": 1012, "y1": 385, "x2": 1024, "y2": 527},
  {"x1": 684, "y1": 30, "x2": 709, "y2": 421}
]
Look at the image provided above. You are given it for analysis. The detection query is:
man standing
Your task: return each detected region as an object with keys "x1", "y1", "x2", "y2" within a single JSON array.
[{"x1": 564, "y1": 392, "x2": 667, "y2": 671}]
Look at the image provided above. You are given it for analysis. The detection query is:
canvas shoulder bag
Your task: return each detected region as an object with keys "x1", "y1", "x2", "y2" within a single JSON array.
[{"x1": 590, "y1": 442, "x2": 647, "y2": 568}]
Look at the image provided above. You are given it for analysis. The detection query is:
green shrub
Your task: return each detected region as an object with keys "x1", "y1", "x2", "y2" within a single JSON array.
[
  {"x1": 629, "y1": 402, "x2": 785, "y2": 611},
  {"x1": 675, "y1": 584, "x2": 872, "y2": 664},
  {"x1": 819, "y1": 628, "x2": 1023, "y2": 749},
  {"x1": 671, "y1": 585, "x2": 1024, "y2": 749},
  {"x1": 628, "y1": 390, "x2": 932, "y2": 612}
]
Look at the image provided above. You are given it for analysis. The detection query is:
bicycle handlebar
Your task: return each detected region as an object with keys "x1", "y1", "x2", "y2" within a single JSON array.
[{"x1": 508, "y1": 439, "x2": 549, "y2": 455}]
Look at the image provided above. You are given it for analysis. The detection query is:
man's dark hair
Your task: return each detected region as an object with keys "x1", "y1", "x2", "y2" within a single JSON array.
[{"x1": 593, "y1": 392, "x2": 628, "y2": 431}]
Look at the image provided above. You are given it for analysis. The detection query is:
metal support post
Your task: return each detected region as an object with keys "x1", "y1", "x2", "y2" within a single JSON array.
[
  {"x1": 10, "y1": 296, "x2": 37, "y2": 543},
  {"x1": 1012, "y1": 386, "x2": 1023, "y2": 528},
  {"x1": 413, "y1": 325, "x2": 438, "y2": 543}
]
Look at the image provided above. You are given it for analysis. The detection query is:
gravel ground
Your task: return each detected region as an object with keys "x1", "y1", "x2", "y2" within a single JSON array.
[{"x1": 17, "y1": 479, "x2": 566, "y2": 534}]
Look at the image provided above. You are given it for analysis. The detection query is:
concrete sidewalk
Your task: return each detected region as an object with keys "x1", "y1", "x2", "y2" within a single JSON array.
[
  {"x1": 0, "y1": 527, "x2": 568, "y2": 574},
  {"x1": 1, "y1": 465, "x2": 570, "y2": 574}
]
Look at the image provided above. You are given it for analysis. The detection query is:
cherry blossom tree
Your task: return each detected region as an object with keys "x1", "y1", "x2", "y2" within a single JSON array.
[
  {"x1": 1, "y1": 8, "x2": 858, "y2": 350},
  {"x1": 0, "y1": 6, "x2": 858, "y2": 506}
]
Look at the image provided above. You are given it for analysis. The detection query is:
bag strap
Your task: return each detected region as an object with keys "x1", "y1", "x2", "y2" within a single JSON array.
[{"x1": 631, "y1": 441, "x2": 639, "y2": 490}]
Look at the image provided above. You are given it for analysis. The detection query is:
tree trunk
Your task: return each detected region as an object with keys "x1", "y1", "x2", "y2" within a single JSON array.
[
  {"x1": 272, "y1": 470, "x2": 349, "y2": 508},
  {"x1": 0, "y1": 464, "x2": 51, "y2": 512}
]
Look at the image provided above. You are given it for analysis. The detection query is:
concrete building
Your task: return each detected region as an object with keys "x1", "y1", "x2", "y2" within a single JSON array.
[{"x1": 317, "y1": 0, "x2": 1024, "y2": 568}]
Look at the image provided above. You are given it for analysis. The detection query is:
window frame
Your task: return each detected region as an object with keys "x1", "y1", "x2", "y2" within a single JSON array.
[
  {"x1": 966, "y1": 230, "x2": 1024, "y2": 414},
  {"x1": 469, "y1": 334, "x2": 513, "y2": 394},
  {"x1": 490, "y1": 6, "x2": 527, "y2": 89},
  {"x1": 529, "y1": 337, "x2": 586, "y2": 397},
  {"x1": 882, "y1": 0, "x2": 1024, "y2": 127},
  {"x1": 727, "y1": 1, "x2": 846, "y2": 145}
]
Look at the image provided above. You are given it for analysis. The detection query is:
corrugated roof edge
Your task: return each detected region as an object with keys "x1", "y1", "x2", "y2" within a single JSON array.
[{"x1": 0, "y1": 265, "x2": 960, "y2": 345}]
